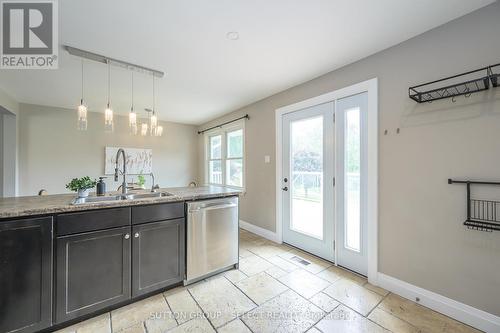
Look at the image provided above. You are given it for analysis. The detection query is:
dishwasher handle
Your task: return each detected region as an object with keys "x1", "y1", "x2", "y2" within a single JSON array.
[{"x1": 189, "y1": 203, "x2": 237, "y2": 213}]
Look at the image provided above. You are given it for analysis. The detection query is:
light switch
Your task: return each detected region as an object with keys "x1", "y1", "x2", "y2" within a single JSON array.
[{"x1": 264, "y1": 155, "x2": 271, "y2": 163}]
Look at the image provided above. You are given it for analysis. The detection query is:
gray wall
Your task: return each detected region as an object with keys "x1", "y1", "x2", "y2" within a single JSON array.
[
  {"x1": 1, "y1": 112, "x2": 17, "y2": 197},
  {"x1": 19, "y1": 104, "x2": 199, "y2": 196},
  {"x1": 198, "y1": 3, "x2": 500, "y2": 316},
  {"x1": 0, "y1": 88, "x2": 19, "y2": 196},
  {"x1": 0, "y1": 114, "x2": 3, "y2": 197}
]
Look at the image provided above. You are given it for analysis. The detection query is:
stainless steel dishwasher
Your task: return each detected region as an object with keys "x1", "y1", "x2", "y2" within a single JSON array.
[{"x1": 185, "y1": 196, "x2": 239, "y2": 285}]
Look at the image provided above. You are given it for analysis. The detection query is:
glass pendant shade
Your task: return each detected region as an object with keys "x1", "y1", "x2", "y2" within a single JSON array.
[
  {"x1": 129, "y1": 110, "x2": 137, "y2": 135},
  {"x1": 150, "y1": 113, "x2": 157, "y2": 135},
  {"x1": 155, "y1": 125, "x2": 163, "y2": 137},
  {"x1": 77, "y1": 60, "x2": 88, "y2": 131},
  {"x1": 104, "y1": 105, "x2": 114, "y2": 132},
  {"x1": 77, "y1": 102, "x2": 88, "y2": 131},
  {"x1": 141, "y1": 123, "x2": 148, "y2": 136}
]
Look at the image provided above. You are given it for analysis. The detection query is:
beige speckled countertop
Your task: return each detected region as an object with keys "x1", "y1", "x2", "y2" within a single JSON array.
[{"x1": 0, "y1": 185, "x2": 242, "y2": 219}]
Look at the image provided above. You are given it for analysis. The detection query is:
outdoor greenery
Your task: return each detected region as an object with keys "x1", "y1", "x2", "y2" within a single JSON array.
[{"x1": 65, "y1": 176, "x2": 97, "y2": 192}]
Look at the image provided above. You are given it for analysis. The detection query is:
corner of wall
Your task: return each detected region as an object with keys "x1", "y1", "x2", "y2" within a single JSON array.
[{"x1": 0, "y1": 88, "x2": 20, "y2": 197}]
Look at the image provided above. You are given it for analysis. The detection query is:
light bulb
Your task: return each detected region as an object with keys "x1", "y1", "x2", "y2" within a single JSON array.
[
  {"x1": 155, "y1": 125, "x2": 163, "y2": 137},
  {"x1": 150, "y1": 113, "x2": 157, "y2": 135},
  {"x1": 141, "y1": 123, "x2": 148, "y2": 136},
  {"x1": 105, "y1": 106, "x2": 114, "y2": 132},
  {"x1": 129, "y1": 110, "x2": 137, "y2": 135},
  {"x1": 77, "y1": 104, "x2": 87, "y2": 131}
]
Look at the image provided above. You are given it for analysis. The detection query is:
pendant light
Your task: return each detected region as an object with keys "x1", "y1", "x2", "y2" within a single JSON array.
[
  {"x1": 104, "y1": 61, "x2": 114, "y2": 132},
  {"x1": 77, "y1": 60, "x2": 88, "y2": 131},
  {"x1": 129, "y1": 72, "x2": 137, "y2": 135},
  {"x1": 150, "y1": 75, "x2": 158, "y2": 135},
  {"x1": 156, "y1": 124, "x2": 163, "y2": 136},
  {"x1": 154, "y1": 75, "x2": 163, "y2": 137},
  {"x1": 141, "y1": 122, "x2": 148, "y2": 136}
]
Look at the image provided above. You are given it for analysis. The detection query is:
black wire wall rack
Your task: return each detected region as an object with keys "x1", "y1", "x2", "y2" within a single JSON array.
[
  {"x1": 490, "y1": 63, "x2": 500, "y2": 88},
  {"x1": 409, "y1": 63, "x2": 500, "y2": 103},
  {"x1": 448, "y1": 179, "x2": 500, "y2": 232}
]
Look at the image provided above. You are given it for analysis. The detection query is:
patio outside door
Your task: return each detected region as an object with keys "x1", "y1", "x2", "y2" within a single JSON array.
[{"x1": 281, "y1": 102, "x2": 335, "y2": 262}]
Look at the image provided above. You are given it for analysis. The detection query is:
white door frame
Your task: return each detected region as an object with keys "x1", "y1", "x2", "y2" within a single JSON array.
[{"x1": 275, "y1": 78, "x2": 378, "y2": 284}]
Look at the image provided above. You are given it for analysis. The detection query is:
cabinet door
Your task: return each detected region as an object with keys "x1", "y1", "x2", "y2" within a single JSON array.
[
  {"x1": 56, "y1": 227, "x2": 131, "y2": 323},
  {"x1": 0, "y1": 217, "x2": 53, "y2": 333},
  {"x1": 132, "y1": 218, "x2": 185, "y2": 297}
]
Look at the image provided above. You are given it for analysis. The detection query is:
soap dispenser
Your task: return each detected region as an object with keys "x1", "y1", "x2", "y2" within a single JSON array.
[{"x1": 96, "y1": 177, "x2": 107, "y2": 196}]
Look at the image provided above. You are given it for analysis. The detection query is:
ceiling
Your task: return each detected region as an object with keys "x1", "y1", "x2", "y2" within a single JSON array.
[{"x1": 0, "y1": 0, "x2": 494, "y2": 125}]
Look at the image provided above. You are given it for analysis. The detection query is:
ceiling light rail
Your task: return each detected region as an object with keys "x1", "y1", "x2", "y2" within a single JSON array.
[{"x1": 64, "y1": 45, "x2": 164, "y2": 78}]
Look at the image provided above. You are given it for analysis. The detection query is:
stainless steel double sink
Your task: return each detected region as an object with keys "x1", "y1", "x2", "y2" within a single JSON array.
[{"x1": 71, "y1": 191, "x2": 173, "y2": 205}]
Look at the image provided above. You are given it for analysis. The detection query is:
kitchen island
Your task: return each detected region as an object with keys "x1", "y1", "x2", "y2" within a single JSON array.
[{"x1": 0, "y1": 185, "x2": 242, "y2": 333}]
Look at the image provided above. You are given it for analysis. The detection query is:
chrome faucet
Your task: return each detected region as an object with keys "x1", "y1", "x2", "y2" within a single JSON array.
[
  {"x1": 150, "y1": 173, "x2": 156, "y2": 192},
  {"x1": 114, "y1": 148, "x2": 128, "y2": 195}
]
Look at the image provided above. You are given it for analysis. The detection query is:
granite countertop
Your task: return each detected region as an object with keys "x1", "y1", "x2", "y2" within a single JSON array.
[{"x1": 0, "y1": 185, "x2": 243, "y2": 219}]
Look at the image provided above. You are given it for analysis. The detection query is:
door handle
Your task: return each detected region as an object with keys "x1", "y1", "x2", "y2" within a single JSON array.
[
  {"x1": 189, "y1": 203, "x2": 237, "y2": 213},
  {"x1": 282, "y1": 186, "x2": 288, "y2": 191},
  {"x1": 124, "y1": 233, "x2": 130, "y2": 240},
  {"x1": 134, "y1": 232, "x2": 139, "y2": 238}
]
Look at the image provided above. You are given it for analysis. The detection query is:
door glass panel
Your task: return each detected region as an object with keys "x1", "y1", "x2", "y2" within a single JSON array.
[
  {"x1": 290, "y1": 116, "x2": 323, "y2": 239},
  {"x1": 345, "y1": 108, "x2": 361, "y2": 252}
]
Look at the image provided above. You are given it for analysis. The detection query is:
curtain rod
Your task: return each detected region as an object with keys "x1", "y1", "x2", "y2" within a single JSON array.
[{"x1": 198, "y1": 114, "x2": 249, "y2": 134}]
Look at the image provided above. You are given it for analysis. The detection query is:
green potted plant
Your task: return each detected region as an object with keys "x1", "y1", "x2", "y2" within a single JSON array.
[
  {"x1": 137, "y1": 172, "x2": 146, "y2": 189},
  {"x1": 66, "y1": 176, "x2": 97, "y2": 198}
]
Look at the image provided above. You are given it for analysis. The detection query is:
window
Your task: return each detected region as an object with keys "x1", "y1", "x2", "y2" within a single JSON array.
[{"x1": 206, "y1": 124, "x2": 244, "y2": 188}]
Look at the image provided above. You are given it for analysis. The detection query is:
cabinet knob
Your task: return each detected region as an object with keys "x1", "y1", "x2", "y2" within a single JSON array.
[
  {"x1": 124, "y1": 234, "x2": 130, "y2": 239},
  {"x1": 134, "y1": 232, "x2": 139, "y2": 238}
]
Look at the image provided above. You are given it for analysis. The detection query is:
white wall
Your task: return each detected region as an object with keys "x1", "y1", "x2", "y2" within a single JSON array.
[
  {"x1": 198, "y1": 2, "x2": 500, "y2": 317},
  {"x1": 18, "y1": 104, "x2": 199, "y2": 196}
]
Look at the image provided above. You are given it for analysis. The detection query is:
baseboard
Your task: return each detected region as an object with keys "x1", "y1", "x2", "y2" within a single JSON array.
[
  {"x1": 239, "y1": 220, "x2": 281, "y2": 243},
  {"x1": 377, "y1": 273, "x2": 500, "y2": 333}
]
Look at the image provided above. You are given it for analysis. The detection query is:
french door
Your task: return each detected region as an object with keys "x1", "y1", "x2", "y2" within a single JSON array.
[
  {"x1": 281, "y1": 92, "x2": 368, "y2": 275},
  {"x1": 336, "y1": 92, "x2": 368, "y2": 276},
  {"x1": 282, "y1": 102, "x2": 335, "y2": 262}
]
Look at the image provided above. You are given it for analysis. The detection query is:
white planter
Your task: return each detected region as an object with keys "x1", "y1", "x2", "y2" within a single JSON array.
[{"x1": 77, "y1": 189, "x2": 91, "y2": 198}]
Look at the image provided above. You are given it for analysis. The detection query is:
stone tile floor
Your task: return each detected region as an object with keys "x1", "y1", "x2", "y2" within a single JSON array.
[{"x1": 56, "y1": 229, "x2": 482, "y2": 333}]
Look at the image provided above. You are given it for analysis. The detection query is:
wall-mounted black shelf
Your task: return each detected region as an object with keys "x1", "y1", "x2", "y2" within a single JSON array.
[
  {"x1": 409, "y1": 63, "x2": 499, "y2": 103},
  {"x1": 490, "y1": 64, "x2": 500, "y2": 87},
  {"x1": 448, "y1": 179, "x2": 500, "y2": 232}
]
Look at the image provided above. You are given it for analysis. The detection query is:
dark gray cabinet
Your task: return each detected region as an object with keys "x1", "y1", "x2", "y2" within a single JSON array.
[
  {"x1": 0, "y1": 217, "x2": 53, "y2": 333},
  {"x1": 56, "y1": 227, "x2": 131, "y2": 323},
  {"x1": 132, "y1": 218, "x2": 185, "y2": 297},
  {"x1": 0, "y1": 200, "x2": 189, "y2": 331}
]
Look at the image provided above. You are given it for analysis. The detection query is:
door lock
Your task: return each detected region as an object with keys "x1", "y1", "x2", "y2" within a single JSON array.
[
  {"x1": 134, "y1": 232, "x2": 139, "y2": 238},
  {"x1": 124, "y1": 234, "x2": 130, "y2": 239},
  {"x1": 282, "y1": 186, "x2": 288, "y2": 191}
]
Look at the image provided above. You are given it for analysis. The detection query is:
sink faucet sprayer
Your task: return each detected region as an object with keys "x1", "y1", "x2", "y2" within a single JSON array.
[{"x1": 114, "y1": 148, "x2": 128, "y2": 195}]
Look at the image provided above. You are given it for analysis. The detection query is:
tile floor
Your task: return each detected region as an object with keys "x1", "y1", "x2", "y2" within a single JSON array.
[{"x1": 56, "y1": 229, "x2": 482, "y2": 333}]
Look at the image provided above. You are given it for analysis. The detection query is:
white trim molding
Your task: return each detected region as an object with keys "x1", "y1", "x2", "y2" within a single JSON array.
[
  {"x1": 377, "y1": 273, "x2": 500, "y2": 333},
  {"x1": 275, "y1": 78, "x2": 378, "y2": 283},
  {"x1": 239, "y1": 220, "x2": 281, "y2": 243}
]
